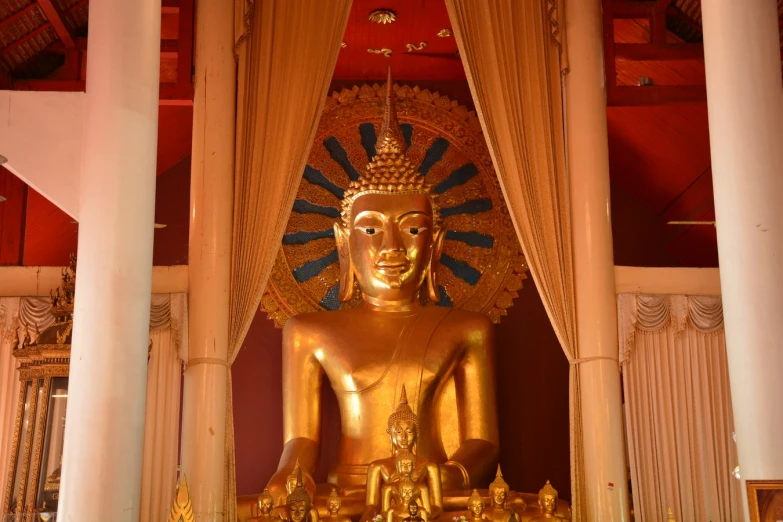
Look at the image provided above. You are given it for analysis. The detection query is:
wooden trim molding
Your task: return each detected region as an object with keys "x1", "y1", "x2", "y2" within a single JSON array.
[
  {"x1": 0, "y1": 265, "x2": 188, "y2": 296},
  {"x1": 614, "y1": 266, "x2": 721, "y2": 295}
]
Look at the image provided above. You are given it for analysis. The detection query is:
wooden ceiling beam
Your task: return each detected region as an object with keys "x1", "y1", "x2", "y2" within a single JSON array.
[
  {"x1": 615, "y1": 43, "x2": 703, "y2": 61},
  {"x1": 61, "y1": 0, "x2": 87, "y2": 18},
  {"x1": 0, "y1": 3, "x2": 40, "y2": 34},
  {"x1": 612, "y1": 0, "x2": 655, "y2": 19},
  {"x1": 13, "y1": 79, "x2": 193, "y2": 106},
  {"x1": 0, "y1": 23, "x2": 52, "y2": 59},
  {"x1": 36, "y1": 0, "x2": 75, "y2": 48},
  {"x1": 607, "y1": 85, "x2": 706, "y2": 106}
]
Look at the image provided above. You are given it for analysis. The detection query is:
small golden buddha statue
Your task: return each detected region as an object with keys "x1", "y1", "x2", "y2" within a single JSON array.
[
  {"x1": 370, "y1": 392, "x2": 439, "y2": 519},
  {"x1": 529, "y1": 481, "x2": 565, "y2": 521},
  {"x1": 384, "y1": 477, "x2": 428, "y2": 522},
  {"x1": 274, "y1": 462, "x2": 319, "y2": 522},
  {"x1": 402, "y1": 499, "x2": 426, "y2": 522},
  {"x1": 482, "y1": 466, "x2": 521, "y2": 522},
  {"x1": 324, "y1": 489, "x2": 352, "y2": 522},
  {"x1": 249, "y1": 488, "x2": 276, "y2": 522},
  {"x1": 382, "y1": 449, "x2": 432, "y2": 517},
  {"x1": 267, "y1": 69, "x2": 498, "y2": 506},
  {"x1": 284, "y1": 467, "x2": 318, "y2": 522},
  {"x1": 466, "y1": 489, "x2": 488, "y2": 522}
]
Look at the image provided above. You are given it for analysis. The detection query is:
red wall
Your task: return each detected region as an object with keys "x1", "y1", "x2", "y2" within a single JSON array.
[{"x1": 231, "y1": 276, "x2": 571, "y2": 500}]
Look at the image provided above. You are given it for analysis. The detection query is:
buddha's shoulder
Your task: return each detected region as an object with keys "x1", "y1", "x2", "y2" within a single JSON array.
[{"x1": 439, "y1": 308, "x2": 493, "y2": 331}]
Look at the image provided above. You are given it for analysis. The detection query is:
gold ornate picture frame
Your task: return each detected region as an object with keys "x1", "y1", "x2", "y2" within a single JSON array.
[{"x1": 747, "y1": 480, "x2": 783, "y2": 522}]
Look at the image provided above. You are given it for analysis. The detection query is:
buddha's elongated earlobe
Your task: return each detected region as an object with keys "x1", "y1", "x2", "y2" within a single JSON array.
[
  {"x1": 334, "y1": 223, "x2": 355, "y2": 302},
  {"x1": 426, "y1": 227, "x2": 446, "y2": 302}
]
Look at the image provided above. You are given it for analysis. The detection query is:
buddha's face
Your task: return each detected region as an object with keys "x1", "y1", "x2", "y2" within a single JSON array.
[
  {"x1": 389, "y1": 420, "x2": 417, "y2": 450},
  {"x1": 400, "y1": 484, "x2": 415, "y2": 502},
  {"x1": 491, "y1": 486, "x2": 507, "y2": 507},
  {"x1": 258, "y1": 497, "x2": 273, "y2": 515},
  {"x1": 408, "y1": 501, "x2": 418, "y2": 517},
  {"x1": 286, "y1": 477, "x2": 297, "y2": 495},
  {"x1": 396, "y1": 456, "x2": 414, "y2": 475},
  {"x1": 327, "y1": 499, "x2": 340, "y2": 515},
  {"x1": 288, "y1": 501, "x2": 307, "y2": 522},
  {"x1": 540, "y1": 494, "x2": 556, "y2": 515},
  {"x1": 469, "y1": 500, "x2": 483, "y2": 517},
  {"x1": 346, "y1": 193, "x2": 437, "y2": 302}
]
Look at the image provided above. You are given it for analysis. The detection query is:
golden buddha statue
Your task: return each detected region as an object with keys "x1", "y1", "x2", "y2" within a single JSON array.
[
  {"x1": 380, "y1": 449, "x2": 431, "y2": 515},
  {"x1": 466, "y1": 489, "x2": 488, "y2": 522},
  {"x1": 401, "y1": 499, "x2": 426, "y2": 522},
  {"x1": 285, "y1": 467, "x2": 318, "y2": 522},
  {"x1": 249, "y1": 488, "x2": 276, "y2": 522},
  {"x1": 275, "y1": 461, "x2": 320, "y2": 522},
  {"x1": 528, "y1": 481, "x2": 565, "y2": 521},
  {"x1": 267, "y1": 69, "x2": 498, "y2": 513},
  {"x1": 371, "y1": 392, "x2": 439, "y2": 520},
  {"x1": 323, "y1": 488, "x2": 352, "y2": 522},
  {"x1": 384, "y1": 477, "x2": 428, "y2": 522},
  {"x1": 483, "y1": 466, "x2": 523, "y2": 522}
]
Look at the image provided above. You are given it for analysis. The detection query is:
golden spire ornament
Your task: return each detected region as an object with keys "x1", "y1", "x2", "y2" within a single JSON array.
[
  {"x1": 666, "y1": 507, "x2": 676, "y2": 521},
  {"x1": 387, "y1": 385, "x2": 419, "y2": 431},
  {"x1": 340, "y1": 68, "x2": 437, "y2": 228},
  {"x1": 168, "y1": 474, "x2": 195, "y2": 522},
  {"x1": 489, "y1": 464, "x2": 509, "y2": 494}
]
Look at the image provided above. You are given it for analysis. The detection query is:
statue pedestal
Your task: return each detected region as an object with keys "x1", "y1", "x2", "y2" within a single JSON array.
[{"x1": 237, "y1": 488, "x2": 571, "y2": 522}]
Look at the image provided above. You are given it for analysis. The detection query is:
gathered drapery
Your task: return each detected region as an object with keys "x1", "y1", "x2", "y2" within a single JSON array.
[
  {"x1": 226, "y1": 1, "x2": 352, "y2": 518},
  {"x1": 618, "y1": 294, "x2": 741, "y2": 522},
  {"x1": 0, "y1": 298, "x2": 21, "y2": 504},
  {"x1": 140, "y1": 293, "x2": 187, "y2": 522},
  {"x1": 0, "y1": 294, "x2": 186, "y2": 520},
  {"x1": 443, "y1": 0, "x2": 584, "y2": 515}
]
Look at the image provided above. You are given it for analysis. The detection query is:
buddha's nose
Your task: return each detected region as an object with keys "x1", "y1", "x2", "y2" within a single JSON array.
[{"x1": 380, "y1": 225, "x2": 405, "y2": 254}]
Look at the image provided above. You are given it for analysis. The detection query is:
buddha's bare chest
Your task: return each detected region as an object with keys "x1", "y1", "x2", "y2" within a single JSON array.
[{"x1": 314, "y1": 319, "x2": 461, "y2": 394}]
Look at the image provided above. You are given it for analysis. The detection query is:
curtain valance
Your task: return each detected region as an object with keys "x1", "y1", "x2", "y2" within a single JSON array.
[
  {"x1": 618, "y1": 294, "x2": 724, "y2": 364},
  {"x1": 2, "y1": 294, "x2": 187, "y2": 357}
]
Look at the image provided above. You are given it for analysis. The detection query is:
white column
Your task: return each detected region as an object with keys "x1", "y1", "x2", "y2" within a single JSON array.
[
  {"x1": 565, "y1": 1, "x2": 630, "y2": 521},
  {"x1": 701, "y1": 1, "x2": 783, "y2": 519},
  {"x1": 179, "y1": 0, "x2": 235, "y2": 519},
  {"x1": 56, "y1": 0, "x2": 160, "y2": 518}
]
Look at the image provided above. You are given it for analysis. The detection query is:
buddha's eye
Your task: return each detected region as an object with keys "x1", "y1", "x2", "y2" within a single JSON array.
[
  {"x1": 360, "y1": 227, "x2": 377, "y2": 235},
  {"x1": 404, "y1": 226, "x2": 426, "y2": 235}
]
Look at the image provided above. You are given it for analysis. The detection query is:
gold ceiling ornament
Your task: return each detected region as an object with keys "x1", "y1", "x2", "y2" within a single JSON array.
[
  {"x1": 260, "y1": 82, "x2": 527, "y2": 327},
  {"x1": 367, "y1": 48, "x2": 392, "y2": 58},
  {"x1": 340, "y1": 42, "x2": 347, "y2": 48},
  {"x1": 168, "y1": 474, "x2": 195, "y2": 522},
  {"x1": 368, "y1": 9, "x2": 396, "y2": 24},
  {"x1": 406, "y1": 41, "x2": 428, "y2": 52},
  {"x1": 437, "y1": 28, "x2": 453, "y2": 38}
]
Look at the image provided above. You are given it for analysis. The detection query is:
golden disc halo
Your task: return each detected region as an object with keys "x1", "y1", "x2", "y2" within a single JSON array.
[{"x1": 261, "y1": 83, "x2": 527, "y2": 327}]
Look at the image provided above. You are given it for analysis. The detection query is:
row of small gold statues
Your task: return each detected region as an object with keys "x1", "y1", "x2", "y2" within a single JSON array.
[{"x1": 253, "y1": 388, "x2": 566, "y2": 522}]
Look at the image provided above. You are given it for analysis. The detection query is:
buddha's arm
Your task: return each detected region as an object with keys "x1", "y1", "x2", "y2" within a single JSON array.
[
  {"x1": 365, "y1": 463, "x2": 387, "y2": 507},
  {"x1": 268, "y1": 320, "x2": 324, "y2": 493},
  {"x1": 448, "y1": 316, "x2": 500, "y2": 487}
]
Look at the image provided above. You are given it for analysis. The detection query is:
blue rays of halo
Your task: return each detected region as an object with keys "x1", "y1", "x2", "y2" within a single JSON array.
[{"x1": 288, "y1": 123, "x2": 494, "y2": 310}]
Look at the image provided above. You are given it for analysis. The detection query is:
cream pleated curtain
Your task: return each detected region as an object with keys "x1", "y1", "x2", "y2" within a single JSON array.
[
  {"x1": 0, "y1": 294, "x2": 186, "y2": 521},
  {"x1": 227, "y1": 1, "x2": 352, "y2": 518},
  {"x1": 0, "y1": 298, "x2": 21, "y2": 504},
  {"x1": 618, "y1": 294, "x2": 741, "y2": 522},
  {"x1": 140, "y1": 293, "x2": 187, "y2": 522},
  {"x1": 443, "y1": 0, "x2": 585, "y2": 515}
]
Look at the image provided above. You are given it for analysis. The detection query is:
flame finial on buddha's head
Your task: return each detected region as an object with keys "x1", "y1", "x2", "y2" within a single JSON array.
[
  {"x1": 340, "y1": 69, "x2": 439, "y2": 228},
  {"x1": 387, "y1": 385, "x2": 419, "y2": 431}
]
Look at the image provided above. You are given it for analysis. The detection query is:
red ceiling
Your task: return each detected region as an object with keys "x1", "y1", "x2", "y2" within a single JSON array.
[
  {"x1": 333, "y1": 0, "x2": 464, "y2": 81},
  {"x1": 0, "y1": 0, "x2": 723, "y2": 268}
]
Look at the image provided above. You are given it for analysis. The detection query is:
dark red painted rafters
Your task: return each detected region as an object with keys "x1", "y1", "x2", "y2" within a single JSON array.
[
  {"x1": 36, "y1": 0, "x2": 75, "y2": 49},
  {"x1": 604, "y1": 0, "x2": 707, "y2": 106}
]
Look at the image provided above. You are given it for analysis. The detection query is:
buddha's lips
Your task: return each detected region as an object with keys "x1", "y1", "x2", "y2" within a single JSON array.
[{"x1": 375, "y1": 261, "x2": 410, "y2": 271}]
